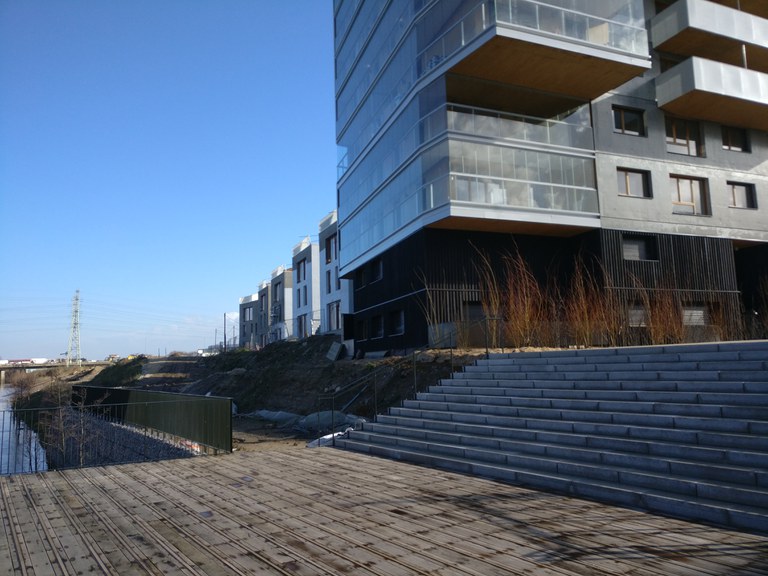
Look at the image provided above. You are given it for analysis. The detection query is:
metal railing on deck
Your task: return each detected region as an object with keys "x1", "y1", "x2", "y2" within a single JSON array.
[
  {"x1": 1, "y1": 388, "x2": 232, "y2": 476},
  {"x1": 72, "y1": 386, "x2": 232, "y2": 454},
  {"x1": 318, "y1": 318, "x2": 500, "y2": 445}
]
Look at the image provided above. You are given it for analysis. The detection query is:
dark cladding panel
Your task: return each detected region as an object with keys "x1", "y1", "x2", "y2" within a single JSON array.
[{"x1": 599, "y1": 229, "x2": 737, "y2": 292}]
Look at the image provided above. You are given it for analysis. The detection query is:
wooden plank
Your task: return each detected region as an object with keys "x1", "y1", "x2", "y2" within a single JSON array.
[{"x1": 2, "y1": 449, "x2": 768, "y2": 576}]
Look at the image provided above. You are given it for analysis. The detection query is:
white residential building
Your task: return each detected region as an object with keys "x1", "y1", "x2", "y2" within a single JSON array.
[
  {"x1": 292, "y1": 236, "x2": 321, "y2": 339},
  {"x1": 238, "y1": 293, "x2": 258, "y2": 349},
  {"x1": 319, "y1": 210, "x2": 351, "y2": 336},
  {"x1": 269, "y1": 265, "x2": 293, "y2": 343}
]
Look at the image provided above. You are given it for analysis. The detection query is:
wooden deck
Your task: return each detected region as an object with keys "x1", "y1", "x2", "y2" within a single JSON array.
[{"x1": 2, "y1": 448, "x2": 767, "y2": 575}]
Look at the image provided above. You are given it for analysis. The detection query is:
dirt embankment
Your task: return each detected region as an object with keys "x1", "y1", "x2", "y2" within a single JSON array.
[{"x1": 9, "y1": 335, "x2": 486, "y2": 451}]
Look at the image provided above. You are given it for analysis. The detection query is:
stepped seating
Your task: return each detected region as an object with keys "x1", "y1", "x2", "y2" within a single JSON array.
[{"x1": 335, "y1": 341, "x2": 768, "y2": 533}]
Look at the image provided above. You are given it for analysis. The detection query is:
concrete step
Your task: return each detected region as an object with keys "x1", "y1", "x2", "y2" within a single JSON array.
[
  {"x1": 483, "y1": 349, "x2": 768, "y2": 366},
  {"x1": 364, "y1": 420, "x2": 768, "y2": 469},
  {"x1": 377, "y1": 409, "x2": 768, "y2": 453},
  {"x1": 348, "y1": 428, "x2": 768, "y2": 492},
  {"x1": 398, "y1": 400, "x2": 768, "y2": 433},
  {"x1": 416, "y1": 391, "x2": 768, "y2": 420},
  {"x1": 460, "y1": 368, "x2": 768, "y2": 381},
  {"x1": 426, "y1": 385, "x2": 768, "y2": 406},
  {"x1": 486, "y1": 341, "x2": 768, "y2": 361},
  {"x1": 335, "y1": 438, "x2": 768, "y2": 533},
  {"x1": 469, "y1": 360, "x2": 768, "y2": 373},
  {"x1": 335, "y1": 340, "x2": 768, "y2": 533},
  {"x1": 446, "y1": 376, "x2": 768, "y2": 393},
  {"x1": 389, "y1": 404, "x2": 768, "y2": 440},
  {"x1": 428, "y1": 385, "x2": 768, "y2": 406}
]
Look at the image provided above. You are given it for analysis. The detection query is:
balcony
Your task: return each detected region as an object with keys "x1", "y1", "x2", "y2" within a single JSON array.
[
  {"x1": 652, "y1": 0, "x2": 768, "y2": 73},
  {"x1": 656, "y1": 57, "x2": 768, "y2": 131},
  {"x1": 449, "y1": 0, "x2": 651, "y2": 101},
  {"x1": 707, "y1": 0, "x2": 768, "y2": 19}
]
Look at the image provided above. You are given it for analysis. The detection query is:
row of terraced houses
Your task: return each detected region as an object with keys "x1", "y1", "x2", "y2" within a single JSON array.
[{"x1": 240, "y1": 0, "x2": 768, "y2": 357}]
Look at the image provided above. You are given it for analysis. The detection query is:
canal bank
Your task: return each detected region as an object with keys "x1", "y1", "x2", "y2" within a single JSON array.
[{"x1": 0, "y1": 383, "x2": 47, "y2": 475}]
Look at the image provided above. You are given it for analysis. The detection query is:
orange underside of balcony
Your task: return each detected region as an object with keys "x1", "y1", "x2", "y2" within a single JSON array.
[
  {"x1": 428, "y1": 216, "x2": 593, "y2": 238},
  {"x1": 709, "y1": 0, "x2": 768, "y2": 19},
  {"x1": 656, "y1": 28, "x2": 768, "y2": 74},
  {"x1": 449, "y1": 35, "x2": 647, "y2": 102},
  {"x1": 660, "y1": 90, "x2": 768, "y2": 132}
]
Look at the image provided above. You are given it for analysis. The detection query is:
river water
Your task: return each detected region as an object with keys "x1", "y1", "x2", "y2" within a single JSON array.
[{"x1": 0, "y1": 383, "x2": 47, "y2": 475}]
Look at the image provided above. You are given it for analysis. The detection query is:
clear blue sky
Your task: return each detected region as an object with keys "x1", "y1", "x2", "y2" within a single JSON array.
[{"x1": 0, "y1": 1, "x2": 337, "y2": 360}]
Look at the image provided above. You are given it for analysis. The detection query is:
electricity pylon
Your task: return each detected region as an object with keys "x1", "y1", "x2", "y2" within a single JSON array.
[{"x1": 66, "y1": 290, "x2": 81, "y2": 367}]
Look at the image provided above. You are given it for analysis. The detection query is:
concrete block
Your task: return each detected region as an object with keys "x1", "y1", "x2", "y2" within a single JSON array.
[
  {"x1": 718, "y1": 370, "x2": 768, "y2": 382},
  {"x1": 556, "y1": 461, "x2": 618, "y2": 482},
  {"x1": 618, "y1": 470, "x2": 697, "y2": 496},
  {"x1": 640, "y1": 494, "x2": 730, "y2": 526},
  {"x1": 653, "y1": 403, "x2": 722, "y2": 418},
  {"x1": 697, "y1": 431, "x2": 768, "y2": 451}
]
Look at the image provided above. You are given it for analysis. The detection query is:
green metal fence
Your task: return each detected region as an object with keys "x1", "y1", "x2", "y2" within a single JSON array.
[{"x1": 72, "y1": 386, "x2": 232, "y2": 454}]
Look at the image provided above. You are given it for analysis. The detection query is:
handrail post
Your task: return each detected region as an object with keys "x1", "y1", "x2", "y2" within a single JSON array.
[
  {"x1": 373, "y1": 372, "x2": 378, "y2": 417},
  {"x1": 412, "y1": 351, "x2": 417, "y2": 396},
  {"x1": 331, "y1": 395, "x2": 335, "y2": 447}
]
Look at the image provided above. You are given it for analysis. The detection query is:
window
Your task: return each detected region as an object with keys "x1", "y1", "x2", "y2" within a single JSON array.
[
  {"x1": 390, "y1": 310, "x2": 405, "y2": 335},
  {"x1": 617, "y1": 168, "x2": 651, "y2": 198},
  {"x1": 303, "y1": 285, "x2": 307, "y2": 306},
  {"x1": 628, "y1": 304, "x2": 647, "y2": 327},
  {"x1": 355, "y1": 319, "x2": 367, "y2": 340},
  {"x1": 722, "y1": 126, "x2": 749, "y2": 152},
  {"x1": 325, "y1": 270, "x2": 332, "y2": 294},
  {"x1": 613, "y1": 106, "x2": 645, "y2": 136},
  {"x1": 324, "y1": 234, "x2": 337, "y2": 264},
  {"x1": 370, "y1": 315, "x2": 384, "y2": 339},
  {"x1": 671, "y1": 175, "x2": 710, "y2": 215},
  {"x1": 666, "y1": 117, "x2": 703, "y2": 157},
  {"x1": 683, "y1": 305, "x2": 708, "y2": 326},
  {"x1": 335, "y1": 266, "x2": 341, "y2": 291},
  {"x1": 622, "y1": 235, "x2": 658, "y2": 261},
  {"x1": 371, "y1": 258, "x2": 383, "y2": 282},
  {"x1": 273, "y1": 282, "x2": 281, "y2": 301},
  {"x1": 295, "y1": 259, "x2": 306, "y2": 283},
  {"x1": 327, "y1": 301, "x2": 341, "y2": 331},
  {"x1": 728, "y1": 182, "x2": 757, "y2": 209},
  {"x1": 354, "y1": 267, "x2": 365, "y2": 289},
  {"x1": 296, "y1": 288, "x2": 301, "y2": 305}
]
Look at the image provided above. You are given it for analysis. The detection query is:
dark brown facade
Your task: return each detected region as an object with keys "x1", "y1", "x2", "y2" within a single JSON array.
[{"x1": 349, "y1": 228, "x2": 752, "y2": 354}]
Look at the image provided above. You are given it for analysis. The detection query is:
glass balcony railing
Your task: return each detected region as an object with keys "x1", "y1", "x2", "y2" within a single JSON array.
[
  {"x1": 451, "y1": 175, "x2": 598, "y2": 213},
  {"x1": 447, "y1": 105, "x2": 594, "y2": 151},
  {"x1": 494, "y1": 0, "x2": 647, "y2": 55}
]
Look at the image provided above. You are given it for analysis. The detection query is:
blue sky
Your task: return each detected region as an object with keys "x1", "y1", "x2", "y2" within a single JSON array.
[{"x1": 0, "y1": 1, "x2": 337, "y2": 360}]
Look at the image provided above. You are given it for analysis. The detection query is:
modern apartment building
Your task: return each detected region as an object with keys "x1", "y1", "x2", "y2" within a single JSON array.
[
  {"x1": 255, "y1": 280, "x2": 272, "y2": 349},
  {"x1": 268, "y1": 265, "x2": 294, "y2": 343},
  {"x1": 238, "y1": 293, "x2": 259, "y2": 349},
  {"x1": 319, "y1": 210, "x2": 352, "y2": 336},
  {"x1": 292, "y1": 236, "x2": 321, "y2": 339},
  {"x1": 334, "y1": 0, "x2": 768, "y2": 353}
]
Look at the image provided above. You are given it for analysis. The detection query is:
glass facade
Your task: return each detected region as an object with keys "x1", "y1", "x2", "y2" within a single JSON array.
[{"x1": 335, "y1": 0, "x2": 645, "y2": 270}]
